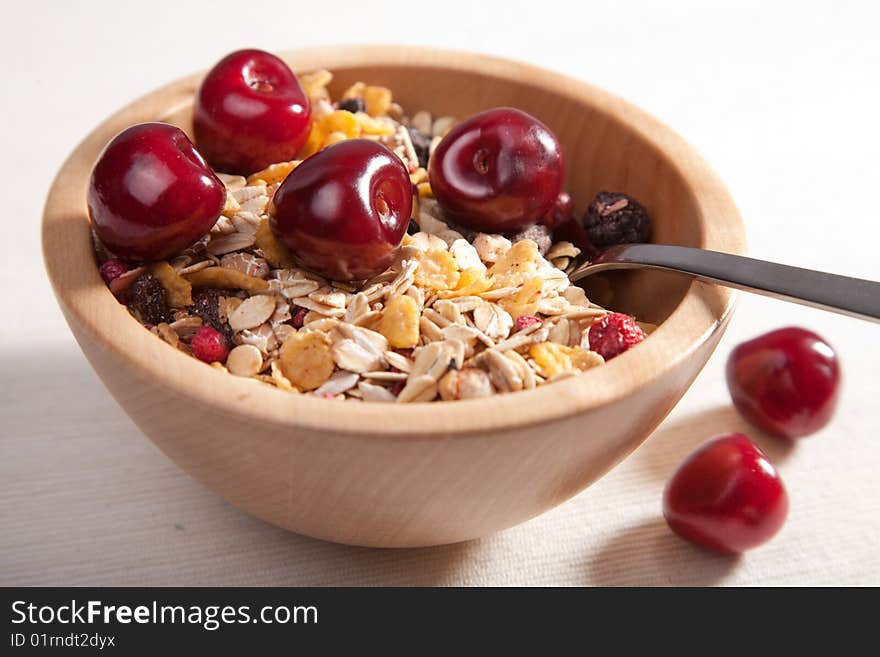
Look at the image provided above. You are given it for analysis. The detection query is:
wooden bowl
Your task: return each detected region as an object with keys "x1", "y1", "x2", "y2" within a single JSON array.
[{"x1": 42, "y1": 46, "x2": 745, "y2": 547}]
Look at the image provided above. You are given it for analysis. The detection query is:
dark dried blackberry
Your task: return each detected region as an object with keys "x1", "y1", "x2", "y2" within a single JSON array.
[
  {"x1": 583, "y1": 192, "x2": 652, "y2": 248},
  {"x1": 189, "y1": 287, "x2": 234, "y2": 342},
  {"x1": 337, "y1": 97, "x2": 365, "y2": 113},
  {"x1": 126, "y1": 273, "x2": 171, "y2": 325},
  {"x1": 508, "y1": 222, "x2": 552, "y2": 255},
  {"x1": 407, "y1": 126, "x2": 431, "y2": 168}
]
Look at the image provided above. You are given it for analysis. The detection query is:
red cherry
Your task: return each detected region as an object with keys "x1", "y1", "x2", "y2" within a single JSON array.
[
  {"x1": 539, "y1": 192, "x2": 574, "y2": 230},
  {"x1": 270, "y1": 139, "x2": 412, "y2": 281},
  {"x1": 428, "y1": 107, "x2": 563, "y2": 232},
  {"x1": 194, "y1": 49, "x2": 311, "y2": 175},
  {"x1": 664, "y1": 433, "x2": 788, "y2": 554},
  {"x1": 726, "y1": 327, "x2": 841, "y2": 440},
  {"x1": 88, "y1": 123, "x2": 225, "y2": 262}
]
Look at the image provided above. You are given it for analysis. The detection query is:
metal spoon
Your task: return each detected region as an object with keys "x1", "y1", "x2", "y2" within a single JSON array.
[{"x1": 567, "y1": 243, "x2": 880, "y2": 323}]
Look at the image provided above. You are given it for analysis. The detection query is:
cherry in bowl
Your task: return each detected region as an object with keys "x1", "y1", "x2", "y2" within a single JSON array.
[
  {"x1": 428, "y1": 107, "x2": 563, "y2": 233},
  {"x1": 663, "y1": 433, "x2": 788, "y2": 554},
  {"x1": 270, "y1": 139, "x2": 413, "y2": 281},
  {"x1": 194, "y1": 49, "x2": 311, "y2": 175},
  {"x1": 88, "y1": 122, "x2": 225, "y2": 262},
  {"x1": 726, "y1": 327, "x2": 840, "y2": 440}
]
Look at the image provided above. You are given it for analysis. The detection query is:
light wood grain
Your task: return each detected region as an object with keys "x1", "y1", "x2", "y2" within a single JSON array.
[{"x1": 41, "y1": 46, "x2": 744, "y2": 547}]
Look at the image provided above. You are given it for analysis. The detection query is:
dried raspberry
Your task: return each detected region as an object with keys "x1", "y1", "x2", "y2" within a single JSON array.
[
  {"x1": 395, "y1": 348, "x2": 414, "y2": 360},
  {"x1": 99, "y1": 258, "x2": 129, "y2": 285},
  {"x1": 190, "y1": 326, "x2": 229, "y2": 363},
  {"x1": 583, "y1": 191, "x2": 651, "y2": 248},
  {"x1": 515, "y1": 315, "x2": 543, "y2": 331},
  {"x1": 390, "y1": 380, "x2": 406, "y2": 396},
  {"x1": 289, "y1": 305, "x2": 308, "y2": 329},
  {"x1": 127, "y1": 273, "x2": 171, "y2": 325},
  {"x1": 189, "y1": 288, "x2": 233, "y2": 342},
  {"x1": 588, "y1": 312, "x2": 646, "y2": 360}
]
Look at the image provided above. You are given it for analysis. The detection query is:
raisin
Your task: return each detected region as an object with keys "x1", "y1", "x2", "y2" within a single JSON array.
[
  {"x1": 337, "y1": 97, "x2": 365, "y2": 113},
  {"x1": 583, "y1": 192, "x2": 652, "y2": 248},
  {"x1": 189, "y1": 287, "x2": 234, "y2": 342},
  {"x1": 127, "y1": 273, "x2": 171, "y2": 325},
  {"x1": 407, "y1": 126, "x2": 431, "y2": 168}
]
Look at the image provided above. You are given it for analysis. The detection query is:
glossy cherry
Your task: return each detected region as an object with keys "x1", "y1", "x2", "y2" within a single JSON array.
[
  {"x1": 428, "y1": 107, "x2": 563, "y2": 232},
  {"x1": 88, "y1": 122, "x2": 225, "y2": 262},
  {"x1": 194, "y1": 49, "x2": 311, "y2": 175},
  {"x1": 664, "y1": 433, "x2": 788, "y2": 554},
  {"x1": 270, "y1": 139, "x2": 412, "y2": 281},
  {"x1": 726, "y1": 327, "x2": 840, "y2": 440}
]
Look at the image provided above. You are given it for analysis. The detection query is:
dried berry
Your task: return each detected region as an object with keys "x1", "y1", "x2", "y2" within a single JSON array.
[
  {"x1": 407, "y1": 126, "x2": 431, "y2": 168},
  {"x1": 508, "y1": 222, "x2": 552, "y2": 255},
  {"x1": 100, "y1": 258, "x2": 129, "y2": 285},
  {"x1": 515, "y1": 315, "x2": 543, "y2": 331},
  {"x1": 126, "y1": 273, "x2": 171, "y2": 325},
  {"x1": 190, "y1": 326, "x2": 229, "y2": 363},
  {"x1": 583, "y1": 191, "x2": 651, "y2": 248},
  {"x1": 189, "y1": 288, "x2": 233, "y2": 342},
  {"x1": 289, "y1": 305, "x2": 308, "y2": 329},
  {"x1": 588, "y1": 312, "x2": 646, "y2": 360},
  {"x1": 337, "y1": 97, "x2": 365, "y2": 114}
]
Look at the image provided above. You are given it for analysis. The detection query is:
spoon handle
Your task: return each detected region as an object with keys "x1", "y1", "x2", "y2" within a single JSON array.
[{"x1": 570, "y1": 244, "x2": 880, "y2": 323}]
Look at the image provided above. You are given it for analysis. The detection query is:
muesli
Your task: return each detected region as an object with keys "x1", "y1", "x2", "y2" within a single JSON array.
[{"x1": 89, "y1": 49, "x2": 655, "y2": 402}]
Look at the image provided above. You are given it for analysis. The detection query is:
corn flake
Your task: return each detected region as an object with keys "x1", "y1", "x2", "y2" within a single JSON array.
[
  {"x1": 150, "y1": 261, "x2": 192, "y2": 307},
  {"x1": 379, "y1": 295, "x2": 420, "y2": 348},
  {"x1": 414, "y1": 250, "x2": 460, "y2": 290},
  {"x1": 530, "y1": 342, "x2": 603, "y2": 378},
  {"x1": 363, "y1": 85, "x2": 392, "y2": 116},
  {"x1": 488, "y1": 239, "x2": 541, "y2": 287},
  {"x1": 438, "y1": 267, "x2": 493, "y2": 298},
  {"x1": 247, "y1": 160, "x2": 300, "y2": 186}
]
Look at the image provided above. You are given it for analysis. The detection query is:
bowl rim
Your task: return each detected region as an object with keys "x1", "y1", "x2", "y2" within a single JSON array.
[{"x1": 42, "y1": 44, "x2": 745, "y2": 437}]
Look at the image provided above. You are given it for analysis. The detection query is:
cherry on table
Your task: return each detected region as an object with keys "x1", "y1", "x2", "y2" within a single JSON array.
[
  {"x1": 726, "y1": 327, "x2": 841, "y2": 440},
  {"x1": 270, "y1": 139, "x2": 412, "y2": 281},
  {"x1": 194, "y1": 49, "x2": 311, "y2": 175},
  {"x1": 663, "y1": 433, "x2": 789, "y2": 554},
  {"x1": 88, "y1": 122, "x2": 225, "y2": 262},
  {"x1": 428, "y1": 107, "x2": 563, "y2": 233}
]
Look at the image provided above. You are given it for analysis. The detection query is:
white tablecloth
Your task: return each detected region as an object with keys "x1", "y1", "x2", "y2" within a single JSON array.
[{"x1": 2, "y1": 0, "x2": 878, "y2": 585}]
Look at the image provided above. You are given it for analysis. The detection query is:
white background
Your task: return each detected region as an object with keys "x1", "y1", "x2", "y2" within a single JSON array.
[{"x1": 1, "y1": 0, "x2": 878, "y2": 584}]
